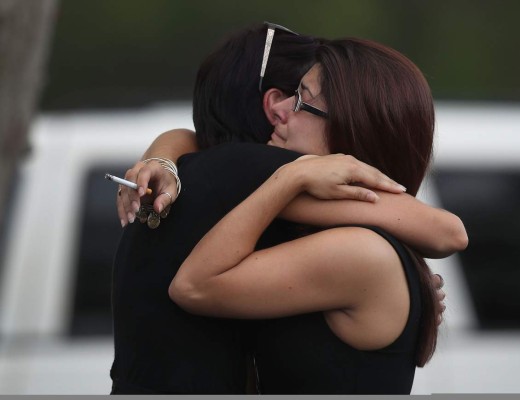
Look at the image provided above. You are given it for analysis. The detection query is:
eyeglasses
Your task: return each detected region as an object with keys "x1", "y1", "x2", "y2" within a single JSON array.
[
  {"x1": 293, "y1": 88, "x2": 328, "y2": 118},
  {"x1": 259, "y1": 22, "x2": 298, "y2": 92}
]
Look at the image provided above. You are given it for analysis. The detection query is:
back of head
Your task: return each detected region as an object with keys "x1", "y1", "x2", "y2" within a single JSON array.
[
  {"x1": 193, "y1": 24, "x2": 319, "y2": 149},
  {"x1": 317, "y1": 38, "x2": 435, "y2": 196}
]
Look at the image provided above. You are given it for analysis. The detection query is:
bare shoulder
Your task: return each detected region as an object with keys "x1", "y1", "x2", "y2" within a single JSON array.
[
  {"x1": 317, "y1": 226, "x2": 400, "y2": 260},
  {"x1": 268, "y1": 226, "x2": 406, "y2": 311},
  {"x1": 312, "y1": 226, "x2": 403, "y2": 279},
  {"x1": 318, "y1": 227, "x2": 411, "y2": 349}
]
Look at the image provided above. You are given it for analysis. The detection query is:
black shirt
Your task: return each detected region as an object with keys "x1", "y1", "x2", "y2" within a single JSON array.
[
  {"x1": 110, "y1": 142, "x2": 300, "y2": 394},
  {"x1": 111, "y1": 142, "x2": 422, "y2": 394},
  {"x1": 253, "y1": 226, "x2": 422, "y2": 394}
]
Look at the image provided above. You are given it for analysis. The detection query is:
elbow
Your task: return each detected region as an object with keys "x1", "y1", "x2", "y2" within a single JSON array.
[
  {"x1": 448, "y1": 215, "x2": 469, "y2": 252},
  {"x1": 422, "y1": 214, "x2": 468, "y2": 259},
  {"x1": 169, "y1": 277, "x2": 204, "y2": 314},
  {"x1": 435, "y1": 215, "x2": 469, "y2": 257}
]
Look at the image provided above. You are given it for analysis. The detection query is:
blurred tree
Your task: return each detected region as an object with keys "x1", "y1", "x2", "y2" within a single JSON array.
[
  {"x1": 39, "y1": 0, "x2": 520, "y2": 110},
  {"x1": 0, "y1": 0, "x2": 58, "y2": 230}
]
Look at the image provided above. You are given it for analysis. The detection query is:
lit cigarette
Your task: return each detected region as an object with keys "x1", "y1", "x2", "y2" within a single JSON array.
[{"x1": 105, "y1": 173, "x2": 152, "y2": 195}]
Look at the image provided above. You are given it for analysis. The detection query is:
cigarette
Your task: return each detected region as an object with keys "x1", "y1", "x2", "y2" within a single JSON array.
[{"x1": 105, "y1": 173, "x2": 152, "y2": 195}]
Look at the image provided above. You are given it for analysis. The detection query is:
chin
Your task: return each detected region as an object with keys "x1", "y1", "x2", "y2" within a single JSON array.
[{"x1": 267, "y1": 140, "x2": 283, "y2": 149}]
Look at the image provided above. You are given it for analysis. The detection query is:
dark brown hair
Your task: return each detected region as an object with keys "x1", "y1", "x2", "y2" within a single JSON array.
[
  {"x1": 317, "y1": 38, "x2": 438, "y2": 367},
  {"x1": 317, "y1": 38, "x2": 434, "y2": 196}
]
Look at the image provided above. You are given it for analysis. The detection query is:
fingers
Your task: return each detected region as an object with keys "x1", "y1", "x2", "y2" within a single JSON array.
[
  {"x1": 344, "y1": 156, "x2": 406, "y2": 194},
  {"x1": 436, "y1": 297, "x2": 446, "y2": 326},
  {"x1": 116, "y1": 185, "x2": 128, "y2": 227},
  {"x1": 433, "y1": 273, "x2": 446, "y2": 326},
  {"x1": 433, "y1": 273, "x2": 445, "y2": 289},
  {"x1": 313, "y1": 182, "x2": 380, "y2": 203},
  {"x1": 117, "y1": 162, "x2": 148, "y2": 227},
  {"x1": 335, "y1": 185, "x2": 379, "y2": 202},
  {"x1": 135, "y1": 165, "x2": 153, "y2": 197},
  {"x1": 118, "y1": 184, "x2": 138, "y2": 226},
  {"x1": 437, "y1": 298, "x2": 446, "y2": 326},
  {"x1": 295, "y1": 154, "x2": 405, "y2": 202},
  {"x1": 123, "y1": 165, "x2": 145, "y2": 222},
  {"x1": 295, "y1": 155, "x2": 318, "y2": 162},
  {"x1": 300, "y1": 154, "x2": 406, "y2": 195},
  {"x1": 117, "y1": 160, "x2": 180, "y2": 227},
  {"x1": 154, "y1": 182, "x2": 178, "y2": 214}
]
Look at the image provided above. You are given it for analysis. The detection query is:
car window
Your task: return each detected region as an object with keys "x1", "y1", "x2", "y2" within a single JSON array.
[
  {"x1": 69, "y1": 164, "x2": 128, "y2": 336},
  {"x1": 68, "y1": 166, "x2": 520, "y2": 336},
  {"x1": 434, "y1": 168, "x2": 520, "y2": 330}
]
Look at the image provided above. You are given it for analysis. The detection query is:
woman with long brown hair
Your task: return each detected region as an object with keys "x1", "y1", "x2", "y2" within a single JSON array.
[{"x1": 169, "y1": 38, "x2": 447, "y2": 393}]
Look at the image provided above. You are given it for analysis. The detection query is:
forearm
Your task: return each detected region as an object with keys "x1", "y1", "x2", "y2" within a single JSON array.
[
  {"x1": 169, "y1": 154, "x2": 419, "y2": 317},
  {"x1": 279, "y1": 190, "x2": 468, "y2": 258},
  {"x1": 172, "y1": 163, "x2": 304, "y2": 289},
  {"x1": 368, "y1": 191, "x2": 467, "y2": 257},
  {"x1": 141, "y1": 128, "x2": 198, "y2": 162}
]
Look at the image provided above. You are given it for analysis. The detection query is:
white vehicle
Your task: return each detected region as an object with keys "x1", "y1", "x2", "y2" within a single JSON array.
[{"x1": 0, "y1": 102, "x2": 519, "y2": 394}]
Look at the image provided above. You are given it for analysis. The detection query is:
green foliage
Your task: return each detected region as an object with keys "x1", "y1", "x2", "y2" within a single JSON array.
[{"x1": 41, "y1": 0, "x2": 520, "y2": 110}]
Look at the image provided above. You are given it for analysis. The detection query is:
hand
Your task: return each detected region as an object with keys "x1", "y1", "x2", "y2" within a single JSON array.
[
  {"x1": 290, "y1": 154, "x2": 406, "y2": 202},
  {"x1": 117, "y1": 160, "x2": 179, "y2": 227},
  {"x1": 433, "y1": 273, "x2": 446, "y2": 326}
]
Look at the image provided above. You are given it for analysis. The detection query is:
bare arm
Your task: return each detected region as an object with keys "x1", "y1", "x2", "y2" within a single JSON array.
[
  {"x1": 118, "y1": 130, "x2": 467, "y2": 257},
  {"x1": 279, "y1": 191, "x2": 468, "y2": 258},
  {"x1": 141, "y1": 128, "x2": 197, "y2": 161},
  {"x1": 170, "y1": 155, "x2": 401, "y2": 318}
]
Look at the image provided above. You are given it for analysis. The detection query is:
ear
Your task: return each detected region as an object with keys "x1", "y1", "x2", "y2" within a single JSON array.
[{"x1": 263, "y1": 88, "x2": 288, "y2": 125}]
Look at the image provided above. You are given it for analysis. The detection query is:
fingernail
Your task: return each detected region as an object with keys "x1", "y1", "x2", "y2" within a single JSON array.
[
  {"x1": 121, "y1": 219, "x2": 126, "y2": 228},
  {"x1": 157, "y1": 204, "x2": 163, "y2": 213},
  {"x1": 367, "y1": 192, "x2": 379, "y2": 202},
  {"x1": 138, "y1": 187, "x2": 145, "y2": 196},
  {"x1": 398, "y1": 185, "x2": 407, "y2": 192},
  {"x1": 128, "y1": 213, "x2": 135, "y2": 223},
  {"x1": 132, "y1": 201, "x2": 140, "y2": 212}
]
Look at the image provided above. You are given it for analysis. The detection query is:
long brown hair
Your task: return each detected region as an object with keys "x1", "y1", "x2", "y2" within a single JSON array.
[
  {"x1": 317, "y1": 38, "x2": 434, "y2": 196},
  {"x1": 317, "y1": 38, "x2": 438, "y2": 367}
]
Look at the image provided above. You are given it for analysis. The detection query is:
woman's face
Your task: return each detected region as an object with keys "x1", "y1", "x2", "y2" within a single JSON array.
[{"x1": 267, "y1": 64, "x2": 330, "y2": 155}]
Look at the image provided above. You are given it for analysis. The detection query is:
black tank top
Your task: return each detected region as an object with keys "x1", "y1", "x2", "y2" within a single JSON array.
[
  {"x1": 253, "y1": 226, "x2": 422, "y2": 394},
  {"x1": 110, "y1": 143, "x2": 302, "y2": 393}
]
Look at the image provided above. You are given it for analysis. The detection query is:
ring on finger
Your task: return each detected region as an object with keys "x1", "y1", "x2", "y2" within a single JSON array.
[{"x1": 160, "y1": 191, "x2": 174, "y2": 205}]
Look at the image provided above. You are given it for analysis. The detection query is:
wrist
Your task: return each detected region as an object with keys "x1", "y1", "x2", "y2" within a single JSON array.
[
  {"x1": 142, "y1": 157, "x2": 181, "y2": 197},
  {"x1": 275, "y1": 161, "x2": 308, "y2": 195}
]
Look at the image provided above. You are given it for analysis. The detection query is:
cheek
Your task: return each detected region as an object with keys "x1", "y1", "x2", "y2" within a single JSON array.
[
  {"x1": 314, "y1": 121, "x2": 330, "y2": 154},
  {"x1": 309, "y1": 135, "x2": 330, "y2": 155},
  {"x1": 283, "y1": 115, "x2": 330, "y2": 154},
  {"x1": 288, "y1": 127, "x2": 329, "y2": 155},
  {"x1": 297, "y1": 122, "x2": 329, "y2": 155}
]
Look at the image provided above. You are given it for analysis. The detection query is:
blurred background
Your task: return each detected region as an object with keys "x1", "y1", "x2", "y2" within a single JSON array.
[{"x1": 0, "y1": 0, "x2": 519, "y2": 394}]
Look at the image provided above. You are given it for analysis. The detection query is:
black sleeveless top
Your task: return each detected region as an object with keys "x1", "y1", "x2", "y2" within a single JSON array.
[
  {"x1": 110, "y1": 143, "x2": 301, "y2": 394},
  {"x1": 253, "y1": 226, "x2": 422, "y2": 394},
  {"x1": 111, "y1": 143, "x2": 422, "y2": 394}
]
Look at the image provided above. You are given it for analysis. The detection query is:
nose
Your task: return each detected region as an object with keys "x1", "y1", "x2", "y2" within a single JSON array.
[{"x1": 272, "y1": 95, "x2": 294, "y2": 125}]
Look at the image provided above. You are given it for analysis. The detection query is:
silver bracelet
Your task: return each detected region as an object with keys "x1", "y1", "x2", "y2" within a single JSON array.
[{"x1": 142, "y1": 157, "x2": 181, "y2": 197}]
